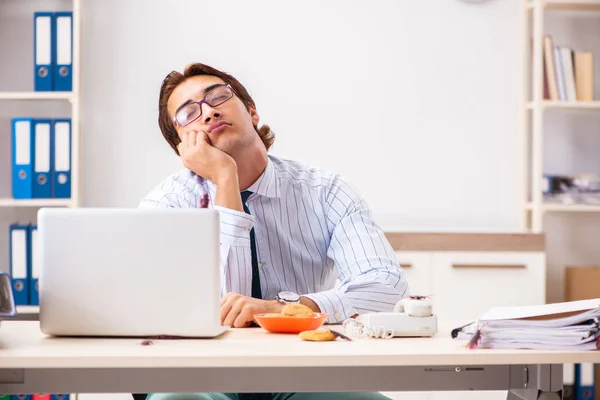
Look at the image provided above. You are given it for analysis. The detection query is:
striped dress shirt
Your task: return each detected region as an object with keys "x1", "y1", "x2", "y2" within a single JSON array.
[{"x1": 139, "y1": 154, "x2": 409, "y2": 323}]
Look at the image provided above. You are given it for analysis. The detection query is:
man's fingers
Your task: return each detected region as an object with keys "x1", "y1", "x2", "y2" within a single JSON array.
[
  {"x1": 189, "y1": 131, "x2": 198, "y2": 147},
  {"x1": 220, "y1": 296, "x2": 234, "y2": 323},
  {"x1": 220, "y1": 292, "x2": 235, "y2": 306},
  {"x1": 233, "y1": 307, "x2": 255, "y2": 328},
  {"x1": 220, "y1": 293, "x2": 239, "y2": 323},
  {"x1": 178, "y1": 131, "x2": 189, "y2": 151},
  {"x1": 195, "y1": 130, "x2": 210, "y2": 148},
  {"x1": 222, "y1": 300, "x2": 244, "y2": 328}
]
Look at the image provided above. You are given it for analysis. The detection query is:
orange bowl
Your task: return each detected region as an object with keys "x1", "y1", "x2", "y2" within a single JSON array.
[{"x1": 253, "y1": 312, "x2": 328, "y2": 333}]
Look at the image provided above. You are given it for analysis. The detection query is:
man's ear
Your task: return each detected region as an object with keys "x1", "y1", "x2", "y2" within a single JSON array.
[{"x1": 248, "y1": 105, "x2": 260, "y2": 127}]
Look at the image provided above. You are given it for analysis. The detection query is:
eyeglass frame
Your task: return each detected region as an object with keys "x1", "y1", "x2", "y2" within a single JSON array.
[{"x1": 172, "y1": 83, "x2": 235, "y2": 128}]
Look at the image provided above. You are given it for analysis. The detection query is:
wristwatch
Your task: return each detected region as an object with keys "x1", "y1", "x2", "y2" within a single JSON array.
[{"x1": 276, "y1": 291, "x2": 300, "y2": 304}]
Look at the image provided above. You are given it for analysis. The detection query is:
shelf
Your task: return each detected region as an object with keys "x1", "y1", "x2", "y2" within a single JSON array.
[
  {"x1": 0, "y1": 91, "x2": 75, "y2": 101},
  {"x1": 16, "y1": 305, "x2": 39, "y2": 315},
  {"x1": 522, "y1": 0, "x2": 600, "y2": 231},
  {"x1": 527, "y1": 0, "x2": 600, "y2": 11},
  {"x1": 526, "y1": 101, "x2": 600, "y2": 110},
  {"x1": 0, "y1": 198, "x2": 73, "y2": 207},
  {"x1": 527, "y1": 202, "x2": 600, "y2": 212}
]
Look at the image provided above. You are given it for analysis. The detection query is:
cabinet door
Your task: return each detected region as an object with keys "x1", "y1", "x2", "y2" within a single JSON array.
[
  {"x1": 394, "y1": 251, "x2": 431, "y2": 297},
  {"x1": 430, "y1": 251, "x2": 546, "y2": 323}
]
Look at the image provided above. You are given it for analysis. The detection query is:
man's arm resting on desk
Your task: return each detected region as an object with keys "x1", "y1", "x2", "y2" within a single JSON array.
[{"x1": 219, "y1": 291, "x2": 347, "y2": 328}]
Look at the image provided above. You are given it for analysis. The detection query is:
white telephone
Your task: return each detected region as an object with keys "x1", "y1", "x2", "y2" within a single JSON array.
[{"x1": 343, "y1": 295, "x2": 438, "y2": 339}]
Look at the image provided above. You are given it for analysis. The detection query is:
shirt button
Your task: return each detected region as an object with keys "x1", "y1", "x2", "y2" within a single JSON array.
[
  {"x1": 334, "y1": 312, "x2": 340, "y2": 319},
  {"x1": 258, "y1": 263, "x2": 263, "y2": 269}
]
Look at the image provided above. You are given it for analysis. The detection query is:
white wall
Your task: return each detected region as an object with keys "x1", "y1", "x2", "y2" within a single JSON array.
[
  {"x1": 80, "y1": 0, "x2": 523, "y2": 231},
  {"x1": 1, "y1": 0, "x2": 599, "y2": 303}
]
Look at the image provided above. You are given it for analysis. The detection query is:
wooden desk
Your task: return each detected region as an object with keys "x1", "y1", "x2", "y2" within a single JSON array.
[{"x1": 1, "y1": 321, "x2": 598, "y2": 399}]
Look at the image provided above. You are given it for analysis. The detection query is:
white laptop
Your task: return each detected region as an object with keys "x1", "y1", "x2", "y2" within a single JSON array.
[{"x1": 37, "y1": 207, "x2": 227, "y2": 338}]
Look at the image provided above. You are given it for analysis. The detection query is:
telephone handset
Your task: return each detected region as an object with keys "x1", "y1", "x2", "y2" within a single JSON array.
[{"x1": 343, "y1": 295, "x2": 438, "y2": 339}]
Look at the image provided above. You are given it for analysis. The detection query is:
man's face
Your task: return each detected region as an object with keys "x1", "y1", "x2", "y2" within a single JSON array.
[{"x1": 168, "y1": 75, "x2": 259, "y2": 155}]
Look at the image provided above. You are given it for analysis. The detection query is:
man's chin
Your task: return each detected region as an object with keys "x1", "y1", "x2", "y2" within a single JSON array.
[
  {"x1": 212, "y1": 140, "x2": 236, "y2": 156},
  {"x1": 211, "y1": 133, "x2": 250, "y2": 157}
]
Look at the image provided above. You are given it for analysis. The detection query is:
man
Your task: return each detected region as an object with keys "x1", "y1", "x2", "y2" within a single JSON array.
[{"x1": 139, "y1": 62, "x2": 410, "y2": 400}]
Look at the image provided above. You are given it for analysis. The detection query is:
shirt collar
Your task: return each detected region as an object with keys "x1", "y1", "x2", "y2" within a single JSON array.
[{"x1": 245, "y1": 156, "x2": 280, "y2": 198}]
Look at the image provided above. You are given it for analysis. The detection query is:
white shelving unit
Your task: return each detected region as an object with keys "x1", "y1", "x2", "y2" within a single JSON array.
[
  {"x1": 527, "y1": 202, "x2": 600, "y2": 212},
  {"x1": 527, "y1": 0, "x2": 600, "y2": 11},
  {"x1": 0, "y1": 91, "x2": 75, "y2": 101},
  {"x1": 0, "y1": 198, "x2": 73, "y2": 207},
  {"x1": 0, "y1": 0, "x2": 81, "y2": 209},
  {"x1": 0, "y1": 0, "x2": 81, "y2": 397},
  {"x1": 521, "y1": 0, "x2": 600, "y2": 232},
  {"x1": 1, "y1": 2, "x2": 81, "y2": 398},
  {"x1": 526, "y1": 100, "x2": 600, "y2": 109}
]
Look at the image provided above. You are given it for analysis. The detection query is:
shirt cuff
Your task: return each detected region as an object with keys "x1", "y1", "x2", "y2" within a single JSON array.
[
  {"x1": 215, "y1": 205, "x2": 254, "y2": 247},
  {"x1": 303, "y1": 289, "x2": 357, "y2": 324}
]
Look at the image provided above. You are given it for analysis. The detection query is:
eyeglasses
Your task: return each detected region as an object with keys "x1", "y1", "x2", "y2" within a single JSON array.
[{"x1": 172, "y1": 84, "x2": 234, "y2": 127}]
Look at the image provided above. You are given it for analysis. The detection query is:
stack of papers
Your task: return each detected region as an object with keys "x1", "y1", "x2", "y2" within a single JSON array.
[{"x1": 452, "y1": 298, "x2": 600, "y2": 350}]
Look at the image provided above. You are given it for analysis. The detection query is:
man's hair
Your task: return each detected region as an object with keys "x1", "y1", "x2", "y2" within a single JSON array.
[{"x1": 158, "y1": 62, "x2": 275, "y2": 155}]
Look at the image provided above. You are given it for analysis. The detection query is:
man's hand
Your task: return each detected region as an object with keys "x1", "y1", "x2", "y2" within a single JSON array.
[
  {"x1": 177, "y1": 130, "x2": 237, "y2": 185},
  {"x1": 177, "y1": 130, "x2": 243, "y2": 212},
  {"x1": 220, "y1": 292, "x2": 284, "y2": 328}
]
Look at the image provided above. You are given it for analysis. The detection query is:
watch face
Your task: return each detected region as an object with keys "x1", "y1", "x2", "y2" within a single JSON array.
[{"x1": 279, "y1": 291, "x2": 300, "y2": 302}]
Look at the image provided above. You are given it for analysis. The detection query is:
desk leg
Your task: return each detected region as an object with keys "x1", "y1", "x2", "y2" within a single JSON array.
[{"x1": 507, "y1": 364, "x2": 563, "y2": 400}]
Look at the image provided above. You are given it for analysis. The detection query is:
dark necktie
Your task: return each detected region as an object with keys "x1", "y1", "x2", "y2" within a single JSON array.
[
  {"x1": 241, "y1": 191, "x2": 262, "y2": 299},
  {"x1": 240, "y1": 192, "x2": 270, "y2": 400}
]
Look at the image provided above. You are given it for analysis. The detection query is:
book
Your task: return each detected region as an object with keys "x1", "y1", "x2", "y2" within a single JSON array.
[
  {"x1": 543, "y1": 35, "x2": 559, "y2": 101},
  {"x1": 539, "y1": 35, "x2": 595, "y2": 102},
  {"x1": 574, "y1": 51, "x2": 594, "y2": 101}
]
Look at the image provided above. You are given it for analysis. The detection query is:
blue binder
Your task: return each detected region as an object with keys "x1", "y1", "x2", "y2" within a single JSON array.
[
  {"x1": 32, "y1": 119, "x2": 52, "y2": 199},
  {"x1": 53, "y1": 12, "x2": 72, "y2": 91},
  {"x1": 51, "y1": 119, "x2": 71, "y2": 198},
  {"x1": 12, "y1": 118, "x2": 34, "y2": 199},
  {"x1": 575, "y1": 363, "x2": 596, "y2": 400},
  {"x1": 51, "y1": 395, "x2": 70, "y2": 400},
  {"x1": 29, "y1": 225, "x2": 39, "y2": 306},
  {"x1": 34, "y1": 12, "x2": 54, "y2": 91},
  {"x1": 11, "y1": 395, "x2": 32, "y2": 400},
  {"x1": 9, "y1": 224, "x2": 30, "y2": 306}
]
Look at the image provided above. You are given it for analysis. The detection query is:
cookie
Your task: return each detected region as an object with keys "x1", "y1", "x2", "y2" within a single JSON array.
[
  {"x1": 281, "y1": 303, "x2": 315, "y2": 318},
  {"x1": 299, "y1": 329, "x2": 336, "y2": 342}
]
